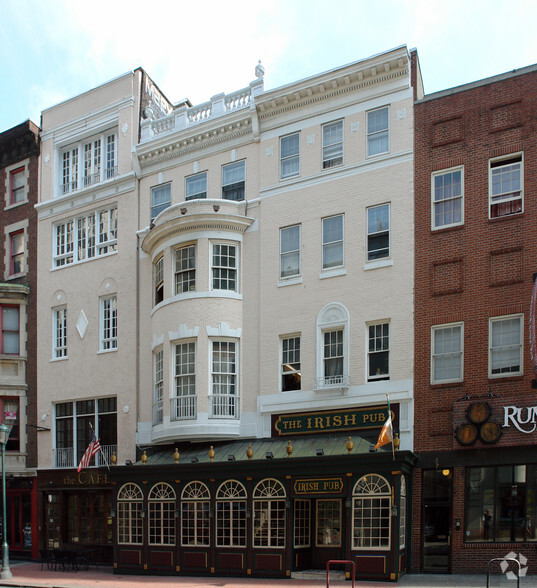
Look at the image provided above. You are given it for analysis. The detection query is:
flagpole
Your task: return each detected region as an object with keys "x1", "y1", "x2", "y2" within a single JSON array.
[
  {"x1": 386, "y1": 393, "x2": 395, "y2": 462},
  {"x1": 89, "y1": 422, "x2": 110, "y2": 472}
]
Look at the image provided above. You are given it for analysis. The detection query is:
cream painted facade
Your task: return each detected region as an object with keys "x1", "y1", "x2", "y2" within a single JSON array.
[
  {"x1": 135, "y1": 46, "x2": 420, "y2": 451},
  {"x1": 36, "y1": 71, "x2": 147, "y2": 470}
]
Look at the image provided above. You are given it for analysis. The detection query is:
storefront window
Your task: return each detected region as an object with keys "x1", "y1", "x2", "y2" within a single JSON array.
[
  {"x1": 148, "y1": 483, "x2": 176, "y2": 545},
  {"x1": 181, "y1": 481, "x2": 210, "y2": 546},
  {"x1": 465, "y1": 465, "x2": 537, "y2": 542},
  {"x1": 117, "y1": 483, "x2": 143, "y2": 545},
  {"x1": 293, "y1": 499, "x2": 311, "y2": 548},
  {"x1": 352, "y1": 474, "x2": 391, "y2": 550},
  {"x1": 216, "y1": 480, "x2": 247, "y2": 547},
  {"x1": 316, "y1": 499, "x2": 341, "y2": 546},
  {"x1": 400, "y1": 475, "x2": 406, "y2": 549},
  {"x1": 67, "y1": 493, "x2": 111, "y2": 544},
  {"x1": 253, "y1": 478, "x2": 286, "y2": 548}
]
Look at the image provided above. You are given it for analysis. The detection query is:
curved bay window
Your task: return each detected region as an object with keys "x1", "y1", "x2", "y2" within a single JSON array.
[
  {"x1": 216, "y1": 480, "x2": 247, "y2": 547},
  {"x1": 148, "y1": 483, "x2": 176, "y2": 545},
  {"x1": 117, "y1": 483, "x2": 143, "y2": 544},
  {"x1": 253, "y1": 478, "x2": 286, "y2": 548},
  {"x1": 352, "y1": 474, "x2": 391, "y2": 550},
  {"x1": 181, "y1": 481, "x2": 210, "y2": 546},
  {"x1": 465, "y1": 465, "x2": 537, "y2": 542}
]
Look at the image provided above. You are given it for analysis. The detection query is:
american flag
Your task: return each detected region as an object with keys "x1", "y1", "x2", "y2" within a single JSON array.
[{"x1": 77, "y1": 430, "x2": 101, "y2": 472}]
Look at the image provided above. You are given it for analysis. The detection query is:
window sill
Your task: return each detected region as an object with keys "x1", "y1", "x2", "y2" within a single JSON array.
[
  {"x1": 51, "y1": 249, "x2": 118, "y2": 271},
  {"x1": 4, "y1": 200, "x2": 28, "y2": 211},
  {"x1": 488, "y1": 373, "x2": 523, "y2": 381},
  {"x1": 50, "y1": 356, "x2": 68, "y2": 362},
  {"x1": 97, "y1": 348, "x2": 118, "y2": 355},
  {"x1": 320, "y1": 267, "x2": 346, "y2": 280},
  {"x1": 278, "y1": 276, "x2": 302, "y2": 287},
  {"x1": 364, "y1": 259, "x2": 393, "y2": 271},
  {"x1": 432, "y1": 222, "x2": 464, "y2": 233},
  {"x1": 488, "y1": 211, "x2": 524, "y2": 223},
  {"x1": 5, "y1": 272, "x2": 27, "y2": 281}
]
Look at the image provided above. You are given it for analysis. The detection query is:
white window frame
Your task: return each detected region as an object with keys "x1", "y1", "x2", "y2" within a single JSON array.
[
  {"x1": 172, "y1": 341, "x2": 196, "y2": 420},
  {"x1": 210, "y1": 339, "x2": 239, "y2": 419},
  {"x1": 367, "y1": 321, "x2": 390, "y2": 381},
  {"x1": 153, "y1": 349, "x2": 163, "y2": 425},
  {"x1": 53, "y1": 306, "x2": 68, "y2": 359},
  {"x1": 367, "y1": 203, "x2": 390, "y2": 262},
  {"x1": 315, "y1": 303, "x2": 350, "y2": 390},
  {"x1": 280, "y1": 225, "x2": 301, "y2": 279},
  {"x1": 186, "y1": 172, "x2": 207, "y2": 200},
  {"x1": 280, "y1": 133, "x2": 300, "y2": 179},
  {"x1": 489, "y1": 315, "x2": 523, "y2": 378},
  {"x1": 222, "y1": 161, "x2": 245, "y2": 201},
  {"x1": 281, "y1": 335, "x2": 301, "y2": 392},
  {"x1": 431, "y1": 322, "x2": 463, "y2": 384},
  {"x1": 148, "y1": 482, "x2": 176, "y2": 546},
  {"x1": 432, "y1": 167, "x2": 464, "y2": 229},
  {"x1": 489, "y1": 153, "x2": 523, "y2": 219},
  {"x1": 53, "y1": 206, "x2": 118, "y2": 268},
  {"x1": 216, "y1": 480, "x2": 247, "y2": 548},
  {"x1": 60, "y1": 131, "x2": 117, "y2": 195},
  {"x1": 100, "y1": 295, "x2": 117, "y2": 352},
  {"x1": 352, "y1": 474, "x2": 391, "y2": 550},
  {"x1": 367, "y1": 106, "x2": 389, "y2": 156},
  {"x1": 322, "y1": 215, "x2": 344, "y2": 270},
  {"x1": 211, "y1": 242, "x2": 238, "y2": 292},
  {"x1": 322, "y1": 120, "x2": 343, "y2": 169},
  {"x1": 175, "y1": 244, "x2": 196, "y2": 294},
  {"x1": 252, "y1": 479, "x2": 286, "y2": 548},
  {"x1": 117, "y1": 483, "x2": 144, "y2": 545},
  {"x1": 181, "y1": 482, "x2": 210, "y2": 547},
  {"x1": 150, "y1": 183, "x2": 171, "y2": 221},
  {"x1": 154, "y1": 255, "x2": 164, "y2": 306}
]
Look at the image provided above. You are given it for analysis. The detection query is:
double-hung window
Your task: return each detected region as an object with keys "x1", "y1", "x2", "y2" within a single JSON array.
[
  {"x1": 281, "y1": 336, "x2": 301, "y2": 392},
  {"x1": 60, "y1": 131, "x2": 117, "y2": 195},
  {"x1": 222, "y1": 161, "x2": 245, "y2": 201},
  {"x1": 280, "y1": 225, "x2": 300, "y2": 279},
  {"x1": 368, "y1": 322, "x2": 389, "y2": 381},
  {"x1": 153, "y1": 350, "x2": 163, "y2": 425},
  {"x1": 489, "y1": 154, "x2": 523, "y2": 218},
  {"x1": 280, "y1": 133, "x2": 299, "y2": 179},
  {"x1": 432, "y1": 168, "x2": 463, "y2": 229},
  {"x1": 0, "y1": 305, "x2": 19, "y2": 355},
  {"x1": 432, "y1": 323, "x2": 463, "y2": 383},
  {"x1": 212, "y1": 243, "x2": 237, "y2": 291},
  {"x1": 186, "y1": 172, "x2": 207, "y2": 200},
  {"x1": 53, "y1": 206, "x2": 118, "y2": 267},
  {"x1": 367, "y1": 204, "x2": 390, "y2": 261},
  {"x1": 154, "y1": 256, "x2": 164, "y2": 305},
  {"x1": 489, "y1": 315, "x2": 522, "y2": 377},
  {"x1": 323, "y1": 329, "x2": 343, "y2": 384},
  {"x1": 322, "y1": 215, "x2": 343, "y2": 269},
  {"x1": 211, "y1": 340, "x2": 238, "y2": 418},
  {"x1": 175, "y1": 245, "x2": 196, "y2": 294},
  {"x1": 0, "y1": 397, "x2": 19, "y2": 451},
  {"x1": 53, "y1": 307, "x2": 67, "y2": 359},
  {"x1": 322, "y1": 121, "x2": 343, "y2": 168},
  {"x1": 173, "y1": 341, "x2": 196, "y2": 420},
  {"x1": 367, "y1": 107, "x2": 389, "y2": 156},
  {"x1": 151, "y1": 183, "x2": 171, "y2": 221},
  {"x1": 100, "y1": 296, "x2": 117, "y2": 351},
  {"x1": 10, "y1": 167, "x2": 25, "y2": 205},
  {"x1": 9, "y1": 231, "x2": 24, "y2": 276}
]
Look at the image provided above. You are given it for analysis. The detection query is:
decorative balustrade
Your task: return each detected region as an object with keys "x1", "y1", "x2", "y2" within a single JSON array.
[
  {"x1": 313, "y1": 375, "x2": 351, "y2": 391},
  {"x1": 170, "y1": 396, "x2": 197, "y2": 421},
  {"x1": 54, "y1": 444, "x2": 117, "y2": 468}
]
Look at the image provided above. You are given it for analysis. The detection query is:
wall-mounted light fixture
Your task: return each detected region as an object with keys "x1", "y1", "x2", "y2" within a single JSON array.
[
  {"x1": 391, "y1": 505, "x2": 398, "y2": 517},
  {"x1": 125, "y1": 460, "x2": 133, "y2": 466},
  {"x1": 316, "y1": 448, "x2": 324, "y2": 457},
  {"x1": 191, "y1": 457, "x2": 199, "y2": 464},
  {"x1": 265, "y1": 452, "x2": 273, "y2": 459},
  {"x1": 141, "y1": 509, "x2": 146, "y2": 519},
  {"x1": 180, "y1": 208, "x2": 187, "y2": 215},
  {"x1": 175, "y1": 509, "x2": 180, "y2": 519},
  {"x1": 228, "y1": 454, "x2": 235, "y2": 461},
  {"x1": 213, "y1": 205, "x2": 220, "y2": 212}
]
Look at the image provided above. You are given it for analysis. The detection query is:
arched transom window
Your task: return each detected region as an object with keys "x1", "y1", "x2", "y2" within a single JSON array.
[
  {"x1": 117, "y1": 483, "x2": 143, "y2": 545},
  {"x1": 216, "y1": 480, "x2": 247, "y2": 547},
  {"x1": 181, "y1": 481, "x2": 210, "y2": 546},
  {"x1": 253, "y1": 478, "x2": 286, "y2": 548},
  {"x1": 352, "y1": 474, "x2": 391, "y2": 550},
  {"x1": 148, "y1": 482, "x2": 176, "y2": 545}
]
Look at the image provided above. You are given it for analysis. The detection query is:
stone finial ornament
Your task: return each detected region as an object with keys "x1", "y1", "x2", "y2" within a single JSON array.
[{"x1": 255, "y1": 60, "x2": 265, "y2": 79}]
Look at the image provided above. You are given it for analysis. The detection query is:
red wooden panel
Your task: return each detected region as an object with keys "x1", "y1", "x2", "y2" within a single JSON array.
[
  {"x1": 183, "y1": 550, "x2": 208, "y2": 569},
  {"x1": 254, "y1": 552, "x2": 282, "y2": 572},
  {"x1": 355, "y1": 554, "x2": 387, "y2": 575},
  {"x1": 216, "y1": 551, "x2": 244, "y2": 571},
  {"x1": 118, "y1": 548, "x2": 142, "y2": 566},
  {"x1": 149, "y1": 549, "x2": 174, "y2": 569}
]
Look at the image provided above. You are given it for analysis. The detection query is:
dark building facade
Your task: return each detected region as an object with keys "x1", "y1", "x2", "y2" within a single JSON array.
[
  {"x1": 413, "y1": 64, "x2": 537, "y2": 575},
  {"x1": 0, "y1": 119, "x2": 40, "y2": 559}
]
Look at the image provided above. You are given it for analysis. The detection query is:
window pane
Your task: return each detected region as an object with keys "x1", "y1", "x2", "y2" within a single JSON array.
[{"x1": 151, "y1": 184, "x2": 171, "y2": 220}]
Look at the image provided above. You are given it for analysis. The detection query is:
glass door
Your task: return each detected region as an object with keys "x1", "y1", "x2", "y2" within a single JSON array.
[
  {"x1": 313, "y1": 499, "x2": 343, "y2": 569},
  {"x1": 422, "y1": 469, "x2": 452, "y2": 573}
]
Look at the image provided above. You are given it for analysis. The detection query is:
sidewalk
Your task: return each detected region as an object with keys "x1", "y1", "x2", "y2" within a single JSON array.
[{"x1": 0, "y1": 561, "x2": 533, "y2": 588}]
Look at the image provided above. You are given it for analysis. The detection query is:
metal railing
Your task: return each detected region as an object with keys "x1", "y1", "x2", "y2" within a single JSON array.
[{"x1": 54, "y1": 444, "x2": 117, "y2": 468}]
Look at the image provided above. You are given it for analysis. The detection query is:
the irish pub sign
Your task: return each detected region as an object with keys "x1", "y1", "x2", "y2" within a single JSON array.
[{"x1": 272, "y1": 405, "x2": 394, "y2": 436}]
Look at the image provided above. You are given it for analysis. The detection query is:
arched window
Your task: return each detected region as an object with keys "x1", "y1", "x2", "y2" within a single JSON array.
[
  {"x1": 181, "y1": 481, "x2": 210, "y2": 546},
  {"x1": 216, "y1": 480, "x2": 247, "y2": 547},
  {"x1": 117, "y1": 483, "x2": 143, "y2": 544},
  {"x1": 148, "y1": 482, "x2": 176, "y2": 545},
  {"x1": 352, "y1": 474, "x2": 391, "y2": 550},
  {"x1": 399, "y1": 475, "x2": 406, "y2": 549},
  {"x1": 253, "y1": 478, "x2": 286, "y2": 548}
]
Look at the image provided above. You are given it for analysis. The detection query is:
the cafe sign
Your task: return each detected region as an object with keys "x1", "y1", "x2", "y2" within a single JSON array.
[{"x1": 273, "y1": 405, "x2": 392, "y2": 436}]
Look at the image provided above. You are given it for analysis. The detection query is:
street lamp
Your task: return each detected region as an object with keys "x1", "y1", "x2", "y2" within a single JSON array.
[{"x1": 0, "y1": 422, "x2": 11, "y2": 579}]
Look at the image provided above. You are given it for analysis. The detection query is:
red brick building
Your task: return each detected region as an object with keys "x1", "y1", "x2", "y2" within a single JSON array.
[
  {"x1": 0, "y1": 119, "x2": 40, "y2": 559},
  {"x1": 413, "y1": 65, "x2": 537, "y2": 575}
]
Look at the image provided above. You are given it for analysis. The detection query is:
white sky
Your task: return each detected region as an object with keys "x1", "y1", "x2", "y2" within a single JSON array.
[{"x1": 1, "y1": 0, "x2": 536, "y2": 131}]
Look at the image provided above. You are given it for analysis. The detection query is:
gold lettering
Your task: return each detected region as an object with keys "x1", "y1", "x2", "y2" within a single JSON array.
[
  {"x1": 314, "y1": 417, "x2": 324, "y2": 429},
  {"x1": 343, "y1": 414, "x2": 356, "y2": 426},
  {"x1": 333, "y1": 415, "x2": 342, "y2": 427},
  {"x1": 307, "y1": 418, "x2": 312, "y2": 429}
]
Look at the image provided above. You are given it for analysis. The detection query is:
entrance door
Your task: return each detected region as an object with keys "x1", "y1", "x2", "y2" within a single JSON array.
[
  {"x1": 422, "y1": 469, "x2": 452, "y2": 573},
  {"x1": 312, "y1": 499, "x2": 343, "y2": 569}
]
